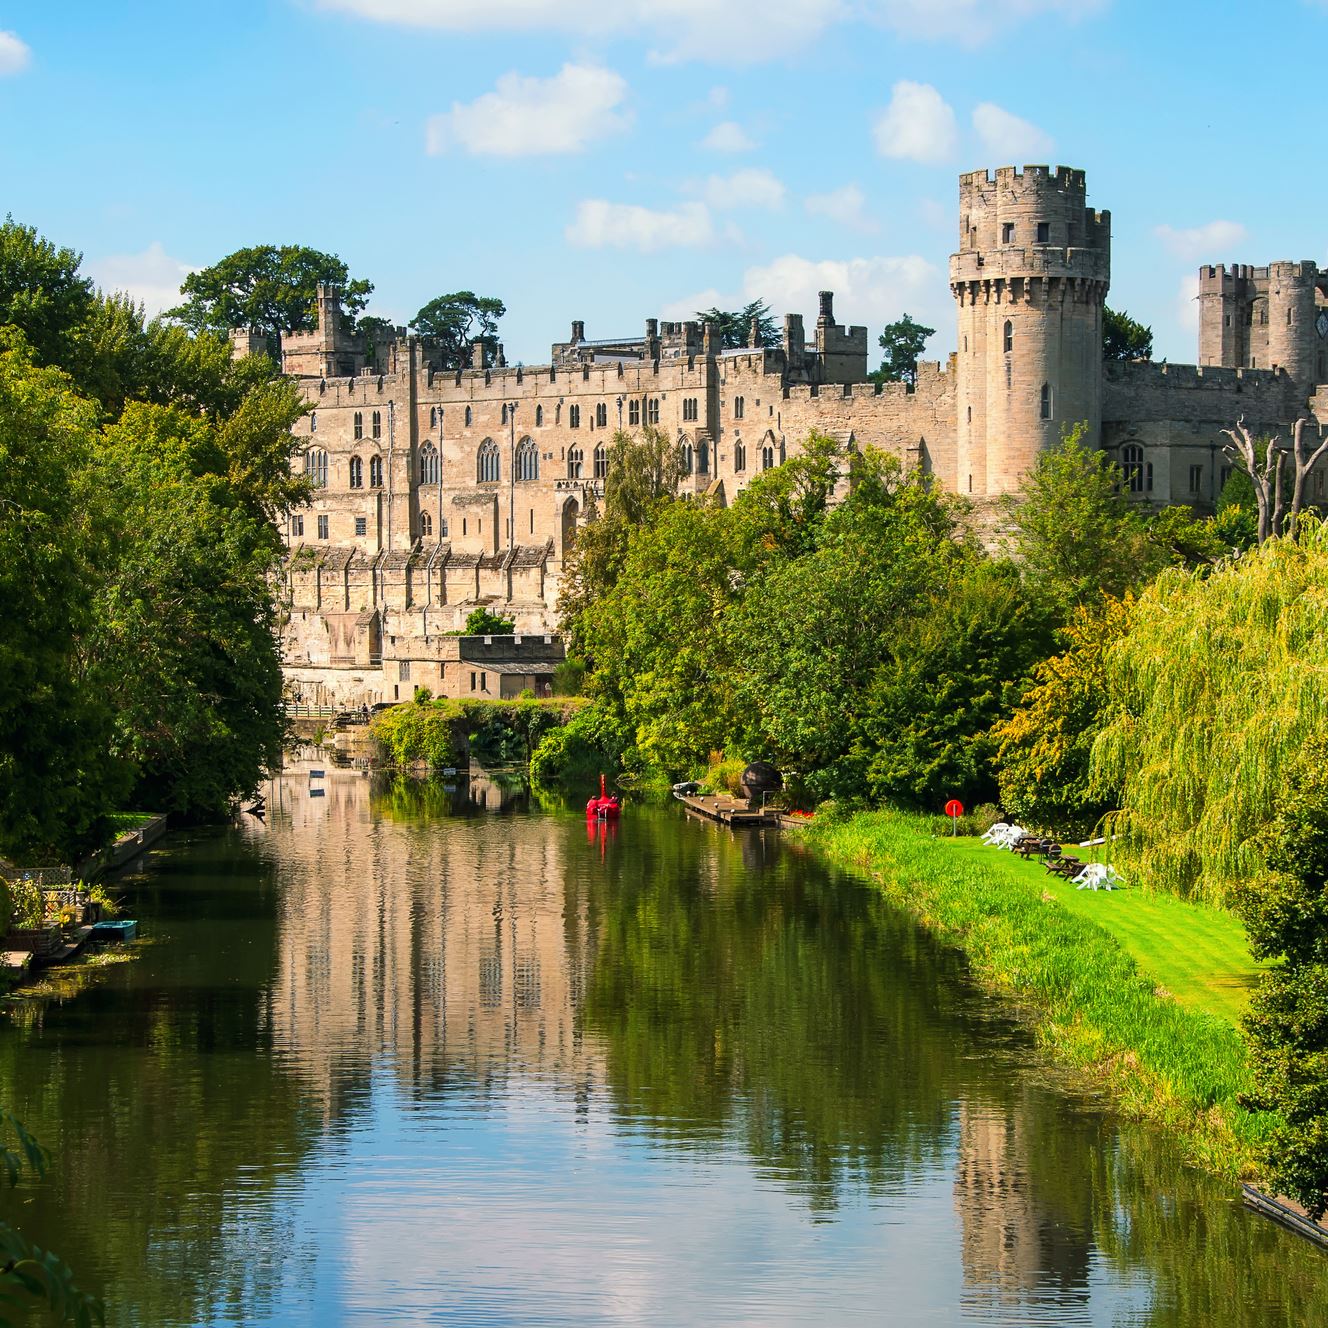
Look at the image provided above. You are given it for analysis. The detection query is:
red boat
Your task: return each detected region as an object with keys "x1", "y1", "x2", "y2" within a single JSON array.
[{"x1": 586, "y1": 774, "x2": 621, "y2": 821}]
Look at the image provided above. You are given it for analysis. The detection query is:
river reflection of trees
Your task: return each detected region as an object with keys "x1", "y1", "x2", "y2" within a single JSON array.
[{"x1": 2, "y1": 770, "x2": 1327, "y2": 1325}]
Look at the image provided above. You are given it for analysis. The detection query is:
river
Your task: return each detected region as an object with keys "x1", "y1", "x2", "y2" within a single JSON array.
[{"x1": 2, "y1": 758, "x2": 1325, "y2": 1325}]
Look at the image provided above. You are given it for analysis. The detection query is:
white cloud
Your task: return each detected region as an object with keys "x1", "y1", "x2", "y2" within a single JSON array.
[
  {"x1": 425, "y1": 64, "x2": 631, "y2": 157},
  {"x1": 1176, "y1": 272, "x2": 1201, "y2": 333},
  {"x1": 872, "y1": 82, "x2": 957, "y2": 164},
  {"x1": 316, "y1": 0, "x2": 843, "y2": 62},
  {"x1": 659, "y1": 288, "x2": 730, "y2": 322},
  {"x1": 701, "y1": 121, "x2": 754, "y2": 153},
  {"x1": 85, "y1": 242, "x2": 197, "y2": 317},
  {"x1": 972, "y1": 102, "x2": 1054, "y2": 160},
  {"x1": 872, "y1": 0, "x2": 1107, "y2": 45},
  {"x1": 742, "y1": 253, "x2": 941, "y2": 336},
  {"x1": 0, "y1": 30, "x2": 30, "y2": 76},
  {"x1": 567, "y1": 200, "x2": 715, "y2": 253},
  {"x1": 701, "y1": 168, "x2": 785, "y2": 211},
  {"x1": 1155, "y1": 220, "x2": 1248, "y2": 261},
  {"x1": 805, "y1": 184, "x2": 878, "y2": 234}
]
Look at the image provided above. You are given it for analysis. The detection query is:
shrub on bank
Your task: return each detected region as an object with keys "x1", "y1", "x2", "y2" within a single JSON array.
[{"x1": 372, "y1": 696, "x2": 584, "y2": 771}]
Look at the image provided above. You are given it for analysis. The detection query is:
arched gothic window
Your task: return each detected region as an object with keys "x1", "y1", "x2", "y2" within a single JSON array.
[
  {"x1": 429, "y1": 406, "x2": 438, "y2": 429},
  {"x1": 567, "y1": 446, "x2": 584, "y2": 479},
  {"x1": 1121, "y1": 443, "x2": 1152, "y2": 494},
  {"x1": 419, "y1": 443, "x2": 439, "y2": 485},
  {"x1": 1040, "y1": 382, "x2": 1052, "y2": 420},
  {"x1": 516, "y1": 437, "x2": 539, "y2": 482},
  {"x1": 304, "y1": 449, "x2": 328, "y2": 487},
  {"x1": 595, "y1": 403, "x2": 608, "y2": 428},
  {"x1": 762, "y1": 444, "x2": 775, "y2": 471},
  {"x1": 697, "y1": 441, "x2": 709, "y2": 474},
  {"x1": 477, "y1": 439, "x2": 500, "y2": 483},
  {"x1": 353, "y1": 412, "x2": 363, "y2": 440},
  {"x1": 420, "y1": 511, "x2": 433, "y2": 538},
  {"x1": 501, "y1": 403, "x2": 508, "y2": 425},
  {"x1": 680, "y1": 441, "x2": 694, "y2": 475},
  {"x1": 348, "y1": 456, "x2": 363, "y2": 489},
  {"x1": 371, "y1": 409, "x2": 382, "y2": 439},
  {"x1": 734, "y1": 441, "x2": 746, "y2": 473},
  {"x1": 369, "y1": 455, "x2": 383, "y2": 488},
  {"x1": 310, "y1": 411, "x2": 317, "y2": 434},
  {"x1": 465, "y1": 405, "x2": 473, "y2": 428},
  {"x1": 1003, "y1": 320, "x2": 1013, "y2": 354},
  {"x1": 535, "y1": 404, "x2": 544, "y2": 427},
  {"x1": 593, "y1": 443, "x2": 607, "y2": 479}
]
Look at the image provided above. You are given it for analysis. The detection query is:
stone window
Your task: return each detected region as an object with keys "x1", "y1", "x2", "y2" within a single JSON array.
[
  {"x1": 697, "y1": 440, "x2": 709, "y2": 474},
  {"x1": 501, "y1": 403, "x2": 508, "y2": 424},
  {"x1": 1189, "y1": 463, "x2": 1203, "y2": 494},
  {"x1": 317, "y1": 514, "x2": 329, "y2": 540},
  {"x1": 683, "y1": 397, "x2": 698, "y2": 422},
  {"x1": 399, "y1": 661, "x2": 411, "y2": 682},
  {"x1": 1040, "y1": 382, "x2": 1052, "y2": 420},
  {"x1": 734, "y1": 396, "x2": 744, "y2": 420},
  {"x1": 310, "y1": 411, "x2": 317, "y2": 434},
  {"x1": 369, "y1": 455, "x2": 383, "y2": 488},
  {"x1": 593, "y1": 443, "x2": 607, "y2": 479},
  {"x1": 353, "y1": 411, "x2": 363, "y2": 440},
  {"x1": 516, "y1": 438, "x2": 539, "y2": 482},
  {"x1": 596, "y1": 402, "x2": 608, "y2": 428},
  {"x1": 734, "y1": 441, "x2": 746, "y2": 472},
  {"x1": 349, "y1": 455, "x2": 363, "y2": 488},
  {"x1": 629, "y1": 399, "x2": 641, "y2": 427},
  {"x1": 1036, "y1": 221, "x2": 1050, "y2": 243},
  {"x1": 290, "y1": 514, "x2": 304, "y2": 537},
  {"x1": 567, "y1": 446, "x2": 584, "y2": 479},
  {"x1": 762, "y1": 444, "x2": 775, "y2": 471},
  {"x1": 967, "y1": 406, "x2": 972, "y2": 423},
  {"x1": 304, "y1": 448, "x2": 328, "y2": 488},
  {"x1": 478, "y1": 439, "x2": 501, "y2": 483},
  {"x1": 536, "y1": 404, "x2": 544, "y2": 427},
  {"x1": 421, "y1": 511, "x2": 433, "y2": 537},
  {"x1": 569, "y1": 404, "x2": 581, "y2": 428},
  {"x1": 1001, "y1": 222, "x2": 1014, "y2": 244},
  {"x1": 355, "y1": 516, "x2": 367, "y2": 537},
  {"x1": 429, "y1": 406, "x2": 438, "y2": 428},
  {"x1": 465, "y1": 405, "x2": 473, "y2": 427},
  {"x1": 1121, "y1": 444, "x2": 1152, "y2": 494},
  {"x1": 420, "y1": 443, "x2": 440, "y2": 485},
  {"x1": 647, "y1": 398, "x2": 660, "y2": 425},
  {"x1": 680, "y1": 441, "x2": 694, "y2": 475},
  {"x1": 1003, "y1": 320, "x2": 1013, "y2": 354},
  {"x1": 372, "y1": 410, "x2": 382, "y2": 440}
]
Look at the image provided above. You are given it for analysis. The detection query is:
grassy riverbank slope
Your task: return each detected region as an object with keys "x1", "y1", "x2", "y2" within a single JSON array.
[{"x1": 801, "y1": 810, "x2": 1268, "y2": 1179}]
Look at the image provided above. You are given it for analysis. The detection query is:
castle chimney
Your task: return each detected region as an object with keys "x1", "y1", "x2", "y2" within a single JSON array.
[
  {"x1": 748, "y1": 315, "x2": 761, "y2": 348},
  {"x1": 571, "y1": 319, "x2": 585, "y2": 343},
  {"x1": 703, "y1": 321, "x2": 718, "y2": 356},
  {"x1": 496, "y1": 343, "x2": 507, "y2": 368},
  {"x1": 817, "y1": 290, "x2": 835, "y2": 325},
  {"x1": 471, "y1": 339, "x2": 485, "y2": 370}
]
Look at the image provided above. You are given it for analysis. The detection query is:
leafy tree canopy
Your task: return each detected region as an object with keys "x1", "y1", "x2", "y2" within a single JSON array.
[
  {"x1": 463, "y1": 606, "x2": 516, "y2": 636},
  {"x1": 694, "y1": 300, "x2": 779, "y2": 349},
  {"x1": 0, "y1": 218, "x2": 96, "y2": 374},
  {"x1": 167, "y1": 244, "x2": 372, "y2": 340},
  {"x1": 1103, "y1": 306, "x2": 1153, "y2": 361},
  {"x1": 870, "y1": 313, "x2": 935, "y2": 387},
  {"x1": 411, "y1": 292, "x2": 506, "y2": 370}
]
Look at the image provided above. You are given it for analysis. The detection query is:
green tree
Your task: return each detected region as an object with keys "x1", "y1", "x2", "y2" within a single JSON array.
[
  {"x1": 463, "y1": 606, "x2": 515, "y2": 636},
  {"x1": 167, "y1": 245, "x2": 372, "y2": 342},
  {"x1": 1004, "y1": 426, "x2": 1162, "y2": 609},
  {"x1": 694, "y1": 300, "x2": 778, "y2": 349},
  {"x1": 0, "y1": 219, "x2": 96, "y2": 377},
  {"x1": 1103, "y1": 306, "x2": 1153, "y2": 361},
  {"x1": 992, "y1": 597, "x2": 1132, "y2": 837},
  {"x1": 410, "y1": 292, "x2": 506, "y2": 369},
  {"x1": 869, "y1": 313, "x2": 935, "y2": 387},
  {"x1": 728, "y1": 431, "x2": 844, "y2": 565}
]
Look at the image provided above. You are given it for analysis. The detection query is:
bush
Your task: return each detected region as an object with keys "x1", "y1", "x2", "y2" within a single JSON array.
[
  {"x1": 464, "y1": 606, "x2": 515, "y2": 636},
  {"x1": 552, "y1": 657, "x2": 586, "y2": 697},
  {"x1": 530, "y1": 705, "x2": 625, "y2": 787}
]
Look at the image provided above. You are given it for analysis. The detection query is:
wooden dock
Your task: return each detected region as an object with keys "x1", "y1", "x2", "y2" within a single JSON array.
[
  {"x1": 674, "y1": 792, "x2": 781, "y2": 828},
  {"x1": 1242, "y1": 1184, "x2": 1328, "y2": 1250}
]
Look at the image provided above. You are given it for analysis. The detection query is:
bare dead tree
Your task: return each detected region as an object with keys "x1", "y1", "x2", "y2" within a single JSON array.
[{"x1": 1221, "y1": 415, "x2": 1328, "y2": 542}]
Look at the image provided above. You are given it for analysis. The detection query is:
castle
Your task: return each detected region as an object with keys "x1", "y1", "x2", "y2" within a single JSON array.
[{"x1": 266, "y1": 165, "x2": 1328, "y2": 708}]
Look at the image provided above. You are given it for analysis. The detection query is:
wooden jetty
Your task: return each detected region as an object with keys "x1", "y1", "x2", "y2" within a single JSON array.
[
  {"x1": 674, "y1": 792, "x2": 781, "y2": 828},
  {"x1": 1242, "y1": 1184, "x2": 1328, "y2": 1250}
]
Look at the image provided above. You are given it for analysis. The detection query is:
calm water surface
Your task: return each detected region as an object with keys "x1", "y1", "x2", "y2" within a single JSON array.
[{"x1": 3, "y1": 759, "x2": 1326, "y2": 1326}]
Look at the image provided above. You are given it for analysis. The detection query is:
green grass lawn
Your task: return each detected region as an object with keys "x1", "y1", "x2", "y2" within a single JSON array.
[{"x1": 944, "y1": 837, "x2": 1268, "y2": 1026}]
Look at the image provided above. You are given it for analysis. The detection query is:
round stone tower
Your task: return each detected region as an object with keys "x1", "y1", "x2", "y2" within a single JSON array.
[
  {"x1": 950, "y1": 166, "x2": 1111, "y2": 498},
  {"x1": 1265, "y1": 260, "x2": 1319, "y2": 383}
]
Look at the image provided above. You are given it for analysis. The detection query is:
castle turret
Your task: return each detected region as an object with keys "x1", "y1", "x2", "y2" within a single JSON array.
[
  {"x1": 1267, "y1": 261, "x2": 1320, "y2": 383},
  {"x1": 950, "y1": 166, "x2": 1110, "y2": 497}
]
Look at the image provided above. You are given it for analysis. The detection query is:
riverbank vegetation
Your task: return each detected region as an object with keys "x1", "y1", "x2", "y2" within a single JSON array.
[
  {"x1": 547, "y1": 415, "x2": 1328, "y2": 1205},
  {"x1": 0, "y1": 219, "x2": 306, "y2": 868}
]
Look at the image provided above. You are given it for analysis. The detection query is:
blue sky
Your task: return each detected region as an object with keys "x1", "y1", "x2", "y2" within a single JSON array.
[{"x1": 3, "y1": 1, "x2": 1325, "y2": 366}]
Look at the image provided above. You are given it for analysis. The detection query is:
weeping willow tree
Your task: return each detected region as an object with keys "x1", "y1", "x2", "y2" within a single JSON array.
[{"x1": 1091, "y1": 521, "x2": 1328, "y2": 904}]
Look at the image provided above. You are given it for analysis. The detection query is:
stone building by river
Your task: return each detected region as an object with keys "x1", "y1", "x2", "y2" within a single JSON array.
[{"x1": 265, "y1": 164, "x2": 1328, "y2": 707}]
